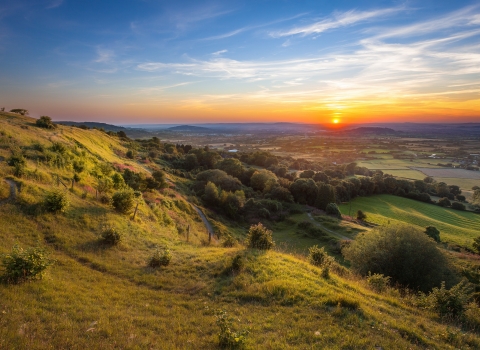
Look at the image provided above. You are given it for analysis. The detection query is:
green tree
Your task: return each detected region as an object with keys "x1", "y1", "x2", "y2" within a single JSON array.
[
  {"x1": 425, "y1": 226, "x2": 440, "y2": 242},
  {"x1": 343, "y1": 224, "x2": 455, "y2": 292},
  {"x1": 203, "y1": 181, "x2": 219, "y2": 206},
  {"x1": 326, "y1": 203, "x2": 341, "y2": 218},
  {"x1": 250, "y1": 169, "x2": 277, "y2": 192},
  {"x1": 315, "y1": 183, "x2": 336, "y2": 210},
  {"x1": 216, "y1": 158, "x2": 244, "y2": 179},
  {"x1": 36, "y1": 116, "x2": 56, "y2": 129},
  {"x1": 438, "y1": 197, "x2": 451, "y2": 207}
]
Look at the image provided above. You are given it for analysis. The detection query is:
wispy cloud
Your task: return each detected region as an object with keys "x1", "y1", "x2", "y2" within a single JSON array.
[
  {"x1": 271, "y1": 7, "x2": 404, "y2": 37},
  {"x1": 94, "y1": 48, "x2": 115, "y2": 63},
  {"x1": 212, "y1": 49, "x2": 228, "y2": 56},
  {"x1": 46, "y1": 0, "x2": 63, "y2": 9},
  {"x1": 136, "y1": 5, "x2": 480, "y2": 110}
]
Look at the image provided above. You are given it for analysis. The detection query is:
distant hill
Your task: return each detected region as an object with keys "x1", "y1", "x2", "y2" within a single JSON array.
[
  {"x1": 167, "y1": 125, "x2": 213, "y2": 132},
  {"x1": 57, "y1": 121, "x2": 129, "y2": 132},
  {"x1": 342, "y1": 127, "x2": 398, "y2": 135}
]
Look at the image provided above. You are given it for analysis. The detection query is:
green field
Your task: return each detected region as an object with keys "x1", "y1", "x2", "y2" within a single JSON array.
[
  {"x1": 339, "y1": 195, "x2": 480, "y2": 247},
  {"x1": 379, "y1": 169, "x2": 426, "y2": 180}
]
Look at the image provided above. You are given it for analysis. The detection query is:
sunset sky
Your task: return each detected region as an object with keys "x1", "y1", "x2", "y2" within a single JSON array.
[{"x1": 1, "y1": 0, "x2": 480, "y2": 124}]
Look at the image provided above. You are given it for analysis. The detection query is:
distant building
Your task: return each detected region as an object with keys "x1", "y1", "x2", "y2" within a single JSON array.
[{"x1": 228, "y1": 149, "x2": 238, "y2": 153}]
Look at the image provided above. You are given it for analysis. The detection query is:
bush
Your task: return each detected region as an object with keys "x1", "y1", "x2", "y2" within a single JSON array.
[
  {"x1": 1, "y1": 245, "x2": 54, "y2": 283},
  {"x1": 325, "y1": 203, "x2": 341, "y2": 218},
  {"x1": 343, "y1": 224, "x2": 455, "y2": 292},
  {"x1": 245, "y1": 223, "x2": 274, "y2": 250},
  {"x1": 367, "y1": 272, "x2": 391, "y2": 293},
  {"x1": 100, "y1": 227, "x2": 123, "y2": 245},
  {"x1": 451, "y1": 202, "x2": 466, "y2": 211},
  {"x1": 473, "y1": 236, "x2": 480, "y2": 254},
  {"x1": 35, "y1": 116, "x2": 56, "y2": 129},
  {"x1": 7, "y1": 154, "x2": 26, "y2": 167},
  {"x1": 423, "y1": 281, "x2": 472, "y2": 317},
  {"x1": 356, "y1": 210, "x2": 367, "y2": 221},
  {"x1": 99, "y1": 194, "x2": 112, "y2": 205},
  {"x1": 215, "y1": 309, "x2": 249, "y2": 349},
  {"x1": 148, "y1": 247, "x2": 172, "y2": 267},
  {"x1": 44, "y1": 190, "x2": 69, "y2": 213},
  {"x1": 308, "y1": 245, "x2": 334, "y2": 278},
  {"x1": 112, "y1": 189, "x2": 135, "y2": 214},
  {"x1": 222, "y1": 235, "x2": 236, "y2": 248},
  {"x1": 228, "y1": 254, "x2": 244, "y2": 274},
  {"x1": 425, "y1": 226, "x2": 441, "y2": 243}
]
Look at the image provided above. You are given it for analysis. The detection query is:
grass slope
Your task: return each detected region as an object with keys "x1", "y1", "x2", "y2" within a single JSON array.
[
  {"x1": 1, "y1": 114, "x2": 480, "y2": 348},
  {"x1": 339, "y1": 194, "x2": 480, "y2": 247}
]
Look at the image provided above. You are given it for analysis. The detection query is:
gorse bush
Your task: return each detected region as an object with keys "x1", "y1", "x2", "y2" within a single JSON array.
[
  {"x1": 148, "y1": 247, "x2": 172, "y2": 267},
  {"x1": 308, "y1": 245, "x2": 335, "y2": 278},
  {"x1": 100, "y1": 227, "x2": 123, "y2": 245},
  {"x1": 36, "y1": 116, "x2": 56, "y2": 129},
  {"x1": 425, "y1": 226, "x2": 441, "y2": 242},
  {"x1": 245, "y1": 223, "x2": 274, "y2": 250},
  {"x1": 1, "y1": 244, "x2": 54, "y2": 283},
  {"x1": 215, "y1": 309, "x2": 249, "y2": 349},
  {"x1": 112, "y1": 189, "x2": 135, "y2": 214},
  {"x1": 420, "y1": 281, "x2": 472, "y2": 318},
  {"x1": 356, "y1": 210, "x2": 367, "y2": 221},
  {"x1": 343, "y1": 224, "x2": 455, "y2": 292},
  {"x1": 44, "y1": 190, "x2": 69, "y2": 213},
  {"x1": 367, "y1": 272, "x2": 391, "y2": 293}
]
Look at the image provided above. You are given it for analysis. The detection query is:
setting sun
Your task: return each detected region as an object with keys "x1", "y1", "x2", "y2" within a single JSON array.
[{"x1": 333, "y1": 118, "x2": 340, "y2": 124}]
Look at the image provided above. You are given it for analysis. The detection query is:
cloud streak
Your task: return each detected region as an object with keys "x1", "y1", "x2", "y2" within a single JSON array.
[{"x1": 271, "y1": 7, "x2": 404, "y2": 37}]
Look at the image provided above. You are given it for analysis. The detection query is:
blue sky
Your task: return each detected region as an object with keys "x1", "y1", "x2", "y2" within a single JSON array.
[{"x1": 1, "y1": 0, "x2": 480, "y2": 123}]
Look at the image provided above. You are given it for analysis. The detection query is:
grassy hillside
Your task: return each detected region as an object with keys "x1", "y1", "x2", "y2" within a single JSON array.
[
  {"x1": 339, "y1": 195, "x2": 480, "y2": 247},
  {"x1": 1, "y1": 113, "x2": 480, "y2": 349}
]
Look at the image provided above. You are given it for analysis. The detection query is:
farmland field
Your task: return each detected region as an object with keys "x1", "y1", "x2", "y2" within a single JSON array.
[
  {"x1": 413, "y1": 167, "x2": 480, "y2": 179},
  {"x1": 379, "y1": 169, "x2": 426, "y2": 180},
  {"x1": 339, "y1": 195, "x2": 480, "y2": 247}
]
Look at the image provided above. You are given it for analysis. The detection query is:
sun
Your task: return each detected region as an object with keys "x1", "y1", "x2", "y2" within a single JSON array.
[{"x1": 333, "y1": 118, "x2": 340, "y2": 124}]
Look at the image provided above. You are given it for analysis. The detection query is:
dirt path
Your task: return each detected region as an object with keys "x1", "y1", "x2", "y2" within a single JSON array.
[
  {"x1": 0, "y1": 179, "x2": 17, "y2": 205},
  {"x1": 306, "y1": 212, "x2": 351, "y2": 241},
  {"x1": 190, "y1": 204, "x2": 217, "y2": 243}
]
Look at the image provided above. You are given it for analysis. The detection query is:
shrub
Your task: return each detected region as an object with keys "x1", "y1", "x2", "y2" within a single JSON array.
[
  {"x1": 473, "y1": 236, "x2": 480, "y2": 254},
  {"x1": 325, "y1": 203, "x2": 341, "y2": 218},
  {"x1": 245, "y1": 223, "x2": 274, "y2": 250},
  {"x1": 44, "y1": 190, "x2": 69, "y2": 213},
  {"x1": 126, "y1": 150, "x2": 136, "y2": 159},
  {"x1": 215, "y1": 309, "x2": 249, "y2": 349},
  {"x1": 222, "y1": 235, "x2": 236, "y2": 248},
  {"x1": 99, "y1": 194, "x2": 112, "y2": 205},
  {"x1": 112, "y1": 189, "x2": 135, "y2": 214},
  {"x1": 367, "y1": 272, "x2": 391, "y2": 293},
  {"x1": 451, "y1": 202, "x2": 466, "y2": 211},
  {"x1": 7, "y1": 154, "x2": 26, "y2": 167},
  {"x1": 228, "y1": 254, "x2": 244, "y2": 274},
  {"x1": 308, "y1": 245, "x2": 334, "y2": 278},
  {"x1": 425, "y1": 226, "x2": 441, "y2": 242},
  {"x1": 356, "y1": 210, "x2": 367, "y2": 221},
  {"x1": 148, "y1": 247, "x2": 172, "y2": 267},
  {"x1": 423, "y1": 281, "x2": 472, "y2": 317},
  {"x1": 1, "y1": 245, "x2": 54, "y2": 283},
  {"x1": 100, "y1": 227, "x2": 123, "y2": 245},
  {"x1": 343, "y1": 224, "x2": 455, "y2": 292}
]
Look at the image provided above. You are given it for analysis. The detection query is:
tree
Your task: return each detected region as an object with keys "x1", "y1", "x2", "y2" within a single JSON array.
[
  {"x1": 299, "y1": 170, "x2": 315, "y2": 178},
  {"x1": 289, "y1": 178, "x2": 317, "y2": 205},
  {"x1": 438, "y1": 197, "x2": 451, "y2": 207},
  {"x1": 343, "y1": 224, "x2": 455, "y2": 292},
  {"x1": 425, "y1": 226, "x2": 440, "y2": 242},
  {"x1": 203, "y1": 181, "x2": 219, "y2": 206},
  {"x1": 473, "y1": 189, "x2": 480, "y2": 206},
  {"x1": 424, "y1": 176, "x2": 434, "y2": 183},
  {"x1": 250, "y1": 169, "x2": 277, "y2": 192},
  {"x1": 216, "y1": 158, "x2": 244, "y2": 179},
  {"x1": 451, "y1": 202, "x2": 466, "y2": 211},
  {"x1": 356, "y1": 210, "x2": 367, "y2": 221},
  {"x1": 315, "y1": 183, "x2": 336, "y2": 210},
  {"x1": 10, "y1": 109, "x2": 29, "y2": 115},
  {"x1": 436, "y1": 182, "x2": 450, "y2": 197},
  {"x1": 245, "y1": 223, "x2": 274, "y2": 250},
  {"x1": 36, "y1": 116, "x2": 56, "y2": 129}
]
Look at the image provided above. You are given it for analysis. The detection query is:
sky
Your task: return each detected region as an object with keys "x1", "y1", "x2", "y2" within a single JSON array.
[{"x1": 1, "y1": 0, "x2": 480, "y2": 124}]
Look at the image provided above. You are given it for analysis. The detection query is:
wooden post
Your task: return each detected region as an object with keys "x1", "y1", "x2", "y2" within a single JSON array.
[
  {"x1": 95, "y1": 189, "x2": 98, "y2": 199},
  {"x1": 186, "y1": 225, "x2": 190, "y2": 242},
  {"x1": 71, "y1": 178, "x2": 75, "y2": 190},
  {"x1": 132, "y1": 202, "x2": 139, "y2": 220}
]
